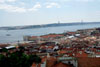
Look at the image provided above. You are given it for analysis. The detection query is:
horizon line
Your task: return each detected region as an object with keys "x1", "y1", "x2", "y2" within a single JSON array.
[{"x1": 0, "y1": 21, "x2": 100, "y2": 27}]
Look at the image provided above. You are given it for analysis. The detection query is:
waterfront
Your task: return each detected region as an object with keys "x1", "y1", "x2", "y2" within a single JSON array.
[{"x1": 0, "y1": 23, "x2": 100, "y2": 43}]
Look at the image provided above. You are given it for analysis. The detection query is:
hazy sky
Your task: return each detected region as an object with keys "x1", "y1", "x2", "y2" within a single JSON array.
[{"x1": 0, "y1": 0, "x2": 100, "y2": 26}]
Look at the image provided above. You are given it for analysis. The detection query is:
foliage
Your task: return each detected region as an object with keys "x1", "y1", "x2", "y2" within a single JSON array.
[
  {"x1": 0, "y1": 48, "x2": 41, "y2": 67},
  {"x1": 2, "y1": 48, "x2": 8, "y2": 52}
]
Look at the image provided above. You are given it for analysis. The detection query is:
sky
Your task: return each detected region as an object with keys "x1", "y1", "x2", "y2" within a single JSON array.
[{"x1": 0, "y1": 0, "x2": 100, "y2": 27}]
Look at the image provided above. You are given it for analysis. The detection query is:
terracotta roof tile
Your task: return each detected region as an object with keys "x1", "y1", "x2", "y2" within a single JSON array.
[
  {"x1": 67, "y1": 32, "x2": 76, "y2": 34},
  {"x1": 41, "y1": 34, "x2": 63, "y2": 39},
  {"x1": 75, "y1": 51, "x2": 88, "y2": 57},
  {"x1": 47, "y1": 46, "x2": 54, "y2": 49},
  {"x1": 59, "y1": 50, "x2": 67, "y2": 54},
  {"x1": 53, "y1": 62, "x2": 72, "y2": 67},
  {"x1": 46, "y1": 56, "x2": 57, "y2": 67},
  {"x1": 31, "y1": 36, "x2": 38, "y2": 38},
  {"x1": 32, "y1": 63, "x2": 36, "y2": 67},
  {"x1": 78, "y1": 57, "x2": 100, "y2": 67},
  {"x1": 32, "y1": 63, "x2": 41, "y2": 67},
  {"x1": 41, "y1": 56, "x2": 47, "y2": 63}
]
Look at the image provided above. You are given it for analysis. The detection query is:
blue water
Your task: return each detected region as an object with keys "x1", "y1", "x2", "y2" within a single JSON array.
[{"x1": 0, "y1": 24, "x2": 100, "y2": 43}]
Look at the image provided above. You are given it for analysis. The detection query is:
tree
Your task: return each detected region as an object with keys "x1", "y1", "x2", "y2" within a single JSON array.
[
  {"x1": 2, "y1": 48, "x2": 8, "y2": 52},
  {"x1": 0, "y1": 49, "x2": 41, "y2": 67},
  {"x1": 19, "y1": 46, "x2": 25, "y2": 52},
  {"x1": 0, "y1": 54, "x2": 9, "y2": 67},
  {"x1": 28, "y1": 54, "x2": 41, "y2": 67}
]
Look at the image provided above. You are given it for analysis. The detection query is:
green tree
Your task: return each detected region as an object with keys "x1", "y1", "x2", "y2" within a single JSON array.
[
  {"x1": 8, "y1": 51, "x2": 31, "y2": 67},
  {"x1": 2, "y1": 48, "x2": 8, "y2": 52},
  {"x1": 0, "y1": 54, "x2": 8, "y2": 67},
  {"x1": 0, "y1": 49, "x2": 41, "y2": 67},
  {"x1": 28, "y1": 54, "x2": 41, "y2": 67}
]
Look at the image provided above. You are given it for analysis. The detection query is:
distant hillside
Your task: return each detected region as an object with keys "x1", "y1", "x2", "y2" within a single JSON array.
[{"x1": 0, "y1": 22, "x2": 100, "y2": 30}]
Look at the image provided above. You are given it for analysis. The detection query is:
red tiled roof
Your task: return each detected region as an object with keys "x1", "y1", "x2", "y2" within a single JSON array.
[
  {"x1": 47, "y1": 46, "x2": 54, "y2": 49},
  {"x1": 46, "y1": 56, "x2": 57, "y2": 67},
  {"x1": 46, "y1": 56, "x2": 73, "y2": 67},
  {"x1": 53, "y1": 62, "x2": 72, "y2": 67},
  {"x1": 0, "y1": 44, "x2": 9, "y2": 48},
  {"x1": 20, "y1": 43, "x2": 29, "y2": 46},
  {"x1": 31, "y1": 36, "x2": 38, "y2": 38},
  {"x1": 95, "y1": 52, "x2": 100, "y2": 54},
  {"x1": 31, "y1": 63, "x2": 36, "y2": 67},
  {"x1": 59, "y1": 50, "x2": 67, "y2": 54},
  {"x1": 67, "y1": 32, "x2": 76, "y2": 34},
  {"x1": 40, "y1": 46, "x2": 46, "y2": 49},
  {"x1": 75, "y1": 51, "x2": 88, "y2": 57},
  {"x1": 78, "y1": 57, "x2": 100, "y2": 67},
  {"x1": 41, "y1": 56, "x2": 47, "y2": 63},
  {"x1": 40, "y1": 34, "x2": 63, "y2": 39},
  {"x1": 31, "y1": 63, "x2": 41, "y2": 67}
]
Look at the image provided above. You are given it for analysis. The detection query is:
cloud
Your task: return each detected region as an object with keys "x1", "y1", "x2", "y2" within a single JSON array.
[
  {"x1": 28, "y1": 2, "x2": 41, "y2": 12},
  {"x1": 7, "y1": 0, "x2": 17, "y2": 2},
  {"x1": 46, "y1": 0, "x2": 97, "y2": 3},
  {"x1": 0, "y1": 0, "x2": 97, "y2": 13},
  {"x1": 76, "y1": 0, "x2": 94, "y2": 2},
  {"x1": 0, "y1": 0, "x2": 5, "y2": 3},
  {"x1": 0, "y1": 2, "x2": 42, "y2": 13},
  {"x1": 46, "y1": 2, "x2": 60, "y2": 8},
  {"x1": 0, "y1": 4, "x2": 26, "y2": 13},
  {"x1": 19, "y1": 2, "x2": 25, "y2": 6},
  {"x1": 0, "y1": 0, "x2": 17, "y2": 3}
]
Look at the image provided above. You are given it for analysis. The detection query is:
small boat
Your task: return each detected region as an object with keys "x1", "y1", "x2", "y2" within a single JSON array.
[{"x1": 6, "y1": 34, "x2": 11, "y2": 36}]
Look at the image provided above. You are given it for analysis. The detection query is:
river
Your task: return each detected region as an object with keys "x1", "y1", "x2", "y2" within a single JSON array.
[{"x1": 0, "y1": 23, "x2": 100, "y2": 43}]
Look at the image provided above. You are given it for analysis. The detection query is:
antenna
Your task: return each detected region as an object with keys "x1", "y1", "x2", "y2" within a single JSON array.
[
  {"x1": 58, "y1": 20, "x2": 60, "y2": 24},
  {"x1": 81, "y1": 20, "x2": 84, "y2": 24},
  {"x1": 57, "y1": 16, "x2": 60, "y2": 24}
]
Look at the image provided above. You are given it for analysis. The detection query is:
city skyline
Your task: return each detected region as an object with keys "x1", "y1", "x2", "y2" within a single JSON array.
[{"x1": 0, "y1": 0, "x2": 100, "y2": 26}]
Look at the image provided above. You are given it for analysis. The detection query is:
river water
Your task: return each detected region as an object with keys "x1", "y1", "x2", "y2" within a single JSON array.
[{"x1": 0, "y1": 24, "x2": 100, "y2": 43}]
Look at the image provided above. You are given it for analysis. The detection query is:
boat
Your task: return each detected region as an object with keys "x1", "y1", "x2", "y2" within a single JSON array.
[
  {"x1": 6, "y1": 30, "x2": 11, "y2": 36},
  {"x1": 6, "y1": 34, "x2": 11, "y2": 36}
]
